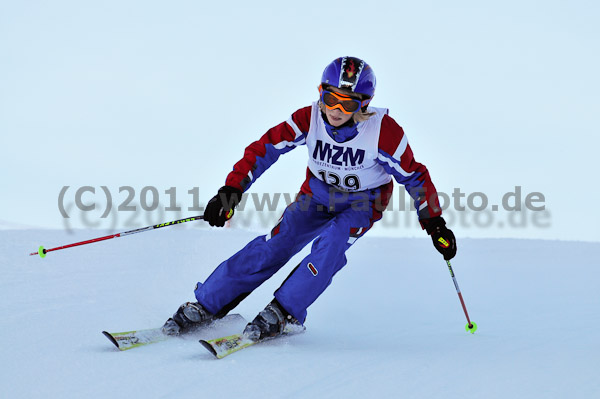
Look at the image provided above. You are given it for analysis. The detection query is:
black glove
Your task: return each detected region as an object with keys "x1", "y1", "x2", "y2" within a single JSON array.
[
  {"x1": 203, "y1": 186, "x2": 243, "y2": 227},
  {"x1": 421, "y1": 216, "x2": 457, "y2": 260}
]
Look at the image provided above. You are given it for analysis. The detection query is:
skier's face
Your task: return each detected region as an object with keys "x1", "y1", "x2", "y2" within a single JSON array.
[
  {"x1": 322, "y1": 86, "x2": 362, "y2": 127},
  {"x1": 325, "y1": 105, "x2": 354, "y2": 127}
]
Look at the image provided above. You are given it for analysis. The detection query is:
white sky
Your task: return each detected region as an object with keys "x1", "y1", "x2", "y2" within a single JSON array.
[{"x1": 1, "y1": 0, "x2": 598, "y2": 241}]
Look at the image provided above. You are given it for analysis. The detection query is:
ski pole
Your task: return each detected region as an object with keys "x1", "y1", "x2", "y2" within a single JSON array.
[
  {"x1": 445, "y1": 259, "x2": 478, "y2": 333},
  {"x1": 29, "y1": 215, "x2": 204, "y2": 258}
]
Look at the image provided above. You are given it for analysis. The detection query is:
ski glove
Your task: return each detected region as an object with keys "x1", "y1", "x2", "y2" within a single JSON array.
[
  {"x1": 421, "y1": 216, "x2": 457, "y2": 260},
  {"x1": 204, "y1": 186, "x2": 243, "y2": 227}
]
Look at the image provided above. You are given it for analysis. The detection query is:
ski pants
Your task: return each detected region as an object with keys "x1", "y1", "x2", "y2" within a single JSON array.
[{"x1": 194, "y1": 177, "x2": 393, "y2": 323}]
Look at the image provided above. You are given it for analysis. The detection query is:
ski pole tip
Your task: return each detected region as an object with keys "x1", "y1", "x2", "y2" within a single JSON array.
[{"x1": 465, "y1": 322, "x2": 478, "y2": 334}]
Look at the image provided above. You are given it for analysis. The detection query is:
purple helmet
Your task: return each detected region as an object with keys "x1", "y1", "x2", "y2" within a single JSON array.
[{"x1": 321, "y1": 56, "x2": 376, "y2": 99}]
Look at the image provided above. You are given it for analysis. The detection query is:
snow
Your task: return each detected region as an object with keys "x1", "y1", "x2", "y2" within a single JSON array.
[{"x1": 1, "y1": 228, "x2": 599, "y2": 398}]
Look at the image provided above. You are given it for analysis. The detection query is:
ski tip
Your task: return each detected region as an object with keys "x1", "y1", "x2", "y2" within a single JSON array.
[
  {"x1": 199, "y1": 340, "x2": 218, "y2": 358},
  {"x1": 102, "y1": 331, "x2": 121, "y2": 350}
]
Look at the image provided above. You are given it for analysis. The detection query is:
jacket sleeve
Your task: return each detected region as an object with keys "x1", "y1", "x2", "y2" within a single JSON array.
[
  {"x1": 376, "y1": 114, "x2": 442, "y2": 224},
  {"x1": 225, "y1": 106, "x2": 312, "y2": 192}
]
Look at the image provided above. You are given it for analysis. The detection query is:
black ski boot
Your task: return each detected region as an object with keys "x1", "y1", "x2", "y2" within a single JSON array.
[
  {"x1": 162, "y1": 302, "x2": 214, "y2": 336},
  {"x1": 243, "y1": 299, "x2": 303, "y2": 341}
]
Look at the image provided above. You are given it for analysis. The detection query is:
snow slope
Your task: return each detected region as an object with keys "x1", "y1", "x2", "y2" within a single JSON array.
[{"x1": 1, "y1": 228, "x2": 598, "y2": 399}]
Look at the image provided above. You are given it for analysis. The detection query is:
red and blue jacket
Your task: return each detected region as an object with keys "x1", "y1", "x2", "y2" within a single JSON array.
[{"x1": 224, "y1": 106, "x2": 442, "y2": 224}]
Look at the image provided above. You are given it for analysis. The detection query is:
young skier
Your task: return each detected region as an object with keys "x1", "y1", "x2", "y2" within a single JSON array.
[{"x1": 162, "y1": 56, "x2": 457, "y2": 341}]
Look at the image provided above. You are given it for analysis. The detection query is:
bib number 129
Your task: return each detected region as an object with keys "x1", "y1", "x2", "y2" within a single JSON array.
[{"x1": 318, "y1": 170, "x2": 361, "y2": 191}]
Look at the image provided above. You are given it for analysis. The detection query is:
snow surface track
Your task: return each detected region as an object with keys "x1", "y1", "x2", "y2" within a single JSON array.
[{"x1": 1, "y1": 229, "x2": 598, "y2": 398}]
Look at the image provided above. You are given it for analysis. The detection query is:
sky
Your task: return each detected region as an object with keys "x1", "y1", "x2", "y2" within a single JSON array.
[{"x1": 1, "y1": 0, "x2": 598, "y2": 241}]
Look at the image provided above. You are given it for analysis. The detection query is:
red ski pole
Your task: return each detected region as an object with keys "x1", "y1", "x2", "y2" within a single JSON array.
[
  {"x1": 445, "y1": 259, "x2": 478, "y2": 333},
  {"x1": 29, "y1": 215, "x2": 204, "y2": 258}
]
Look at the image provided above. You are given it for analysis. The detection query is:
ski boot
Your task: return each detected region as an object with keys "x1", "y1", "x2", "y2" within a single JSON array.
[
  {"x1": 162, "y1": 302, "x2": 214, "y2": 336},
  {"x1": 243, "y1": 299, "x2": 304, "y2": 342}
]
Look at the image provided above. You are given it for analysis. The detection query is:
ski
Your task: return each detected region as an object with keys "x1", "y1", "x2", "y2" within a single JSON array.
[
  {"x1": 102, "y1": 327, "x2": 167, "y2": 350},
  {"x1": 102, "y1": 313, "x2": 246, "y2": 351},
  {"x1": 200, "y1": 333, "x2": 257, "y2": 358},
  {"x1": 200, "y1": 324, "x2": 306, "y2": 359}
]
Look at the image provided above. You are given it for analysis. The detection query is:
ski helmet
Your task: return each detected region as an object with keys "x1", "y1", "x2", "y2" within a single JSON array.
[{"x1": 320, "y1": 56, "x2": 376, "y2": 99}]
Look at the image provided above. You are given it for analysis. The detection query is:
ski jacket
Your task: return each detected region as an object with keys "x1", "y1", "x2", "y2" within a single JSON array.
[{"x1": 224, "y1": 103, "x2": 442, "y2": 223}]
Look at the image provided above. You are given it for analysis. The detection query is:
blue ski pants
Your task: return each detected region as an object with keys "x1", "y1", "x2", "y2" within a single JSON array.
[{"x1": 194, "y1": 177, "x2": 393, "y2": 323}]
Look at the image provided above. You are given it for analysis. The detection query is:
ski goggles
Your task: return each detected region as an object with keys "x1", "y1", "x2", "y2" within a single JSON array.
[{"x1": 319, "y1": 86, "x2": 370, "y2": 114}]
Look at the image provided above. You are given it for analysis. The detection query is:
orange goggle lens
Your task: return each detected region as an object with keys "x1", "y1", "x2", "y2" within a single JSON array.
[{"x1": 320, "y1": 88, "x2": 365, "y2": 114}]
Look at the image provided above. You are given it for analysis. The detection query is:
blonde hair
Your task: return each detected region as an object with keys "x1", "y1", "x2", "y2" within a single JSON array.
[{"x1": 318, "y1": 101, "x2": 376, "y2": 123}]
